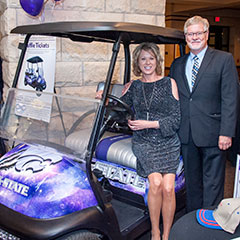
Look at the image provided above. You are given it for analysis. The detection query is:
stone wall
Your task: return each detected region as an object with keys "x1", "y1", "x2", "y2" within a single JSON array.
[{"x1": 0, "y1": 0, "x2": 166, "y2": 99}]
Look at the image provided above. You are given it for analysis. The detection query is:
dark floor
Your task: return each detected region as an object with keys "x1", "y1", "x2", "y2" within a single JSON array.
[
  {"x1": 224, "y1": 159, "x2": 236, "y2": 198},
  {"x1": 136, "y1": 159, "x2": 237, "y2": 240}
]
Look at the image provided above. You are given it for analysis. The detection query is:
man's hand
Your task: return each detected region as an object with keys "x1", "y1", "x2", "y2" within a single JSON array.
[{"x1": 218, "y1": 136, "x2": 232, "y2": 150}]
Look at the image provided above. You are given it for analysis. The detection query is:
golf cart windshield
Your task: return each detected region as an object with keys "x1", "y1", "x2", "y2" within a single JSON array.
[
  {"x1": 0, "y1": 88, "x2": 99, "y2": 159},
  {"x1": 6, "y1": 21, "x2": 185, "y2": 157}
]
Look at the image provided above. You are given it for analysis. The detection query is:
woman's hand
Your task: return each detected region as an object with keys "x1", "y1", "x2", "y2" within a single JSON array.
[
  {"x1": 128, "y1": 119, "x2": 159, "y2": 131},
  {"x1": 95, "y1": 90, "x2": 103, "y2": 99},
  {"x1": 122, "y1": 80, "x2": 133, "y2": 95}
]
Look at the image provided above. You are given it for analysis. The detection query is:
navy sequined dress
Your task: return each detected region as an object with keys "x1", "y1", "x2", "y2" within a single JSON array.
[{"x1": 121, "y1": 77, "x2": 181, "y2": 177}]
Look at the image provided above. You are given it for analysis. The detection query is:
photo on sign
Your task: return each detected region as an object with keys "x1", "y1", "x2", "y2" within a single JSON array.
[{"x1": 15, "y1": 36, "x2": 56, "y2": 123}]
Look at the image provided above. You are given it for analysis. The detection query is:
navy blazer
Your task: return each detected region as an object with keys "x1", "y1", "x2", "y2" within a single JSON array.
[{"x1": 170, "y1": 47, "x2": 239, "y2": 147}]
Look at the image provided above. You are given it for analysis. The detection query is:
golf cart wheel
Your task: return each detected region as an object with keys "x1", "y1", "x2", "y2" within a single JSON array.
[
  {"x1": 63, "y1": 231, "x2": 103, "y2": 240},
  {"x1": 36, "y1": 87, "x2": 42, "y2": 97}
]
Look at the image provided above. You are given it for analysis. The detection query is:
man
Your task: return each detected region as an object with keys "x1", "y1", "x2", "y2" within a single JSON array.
[{"x1": 169, "y1": 16, "x2": 239, "y2": 212}]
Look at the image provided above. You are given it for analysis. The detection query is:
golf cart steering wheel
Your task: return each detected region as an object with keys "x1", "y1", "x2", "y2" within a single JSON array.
[
  {"x1": 106, "y1": 94, "x2": 135, "y2": 121},
  {"x1": 98, "y1": 94, "x2": 134, "y2": 135}
]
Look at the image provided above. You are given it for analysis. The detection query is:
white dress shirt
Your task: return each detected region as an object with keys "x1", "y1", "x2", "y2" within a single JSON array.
[{"x1": 185, "y1": 46, "x2": 208, "y2": 91}]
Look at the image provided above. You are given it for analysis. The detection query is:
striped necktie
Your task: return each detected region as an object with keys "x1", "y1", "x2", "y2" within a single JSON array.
[{"x1": 192, "y1": 55, "x2": 199, "y2": 88}]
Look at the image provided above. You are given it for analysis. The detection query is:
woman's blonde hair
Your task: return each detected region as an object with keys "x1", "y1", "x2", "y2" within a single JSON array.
[{"x1": 132, "y1": 42, "x2": 163, "y2": 76}]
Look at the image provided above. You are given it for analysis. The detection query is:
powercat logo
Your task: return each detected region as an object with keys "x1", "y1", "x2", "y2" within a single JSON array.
[
  {"x1": 0, "y1": 144, "x2": 63, "y2": 197},
  {"x1": 0, "y1": 145, "x2": 62, "y2": 172}
]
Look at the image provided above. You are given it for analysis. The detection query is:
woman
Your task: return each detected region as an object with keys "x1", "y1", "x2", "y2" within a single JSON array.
[{"x1": 120, "y1": 42, "x2": 181, "y2": 240}]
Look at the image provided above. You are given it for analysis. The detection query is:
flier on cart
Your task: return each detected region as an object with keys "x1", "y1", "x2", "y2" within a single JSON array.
[{"x1": 15, "y1": 35, "x2": 56, "y2": 123}]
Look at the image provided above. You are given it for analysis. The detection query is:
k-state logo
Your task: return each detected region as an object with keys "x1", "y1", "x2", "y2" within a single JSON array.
[
  {"x1": 15, "y1": 154, "x2": 62, "y2": 172},
  {"x1": 0, "y1": 144, "x2": 62, "y2": 173}
]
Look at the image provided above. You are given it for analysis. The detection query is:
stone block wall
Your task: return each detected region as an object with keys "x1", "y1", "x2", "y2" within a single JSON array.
[{"x1": 0, "y1": 0, "x2": 166, "y2": 99}]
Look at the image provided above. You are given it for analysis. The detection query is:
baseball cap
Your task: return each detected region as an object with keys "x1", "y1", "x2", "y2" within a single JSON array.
[{"x1": 196, "y1": 198, "x2": 240, "y2": 234}]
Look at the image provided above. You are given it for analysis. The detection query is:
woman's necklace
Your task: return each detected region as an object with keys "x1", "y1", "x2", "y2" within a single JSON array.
[{"x1": 142, "y1": 81, "x2": 157, "y2": 121}]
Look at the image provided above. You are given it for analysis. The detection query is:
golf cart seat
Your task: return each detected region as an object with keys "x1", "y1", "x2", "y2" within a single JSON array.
[
  {"x1": 65, "y1": 83, "x2": 137, "y2": 169},
  {"x1": 95, "y1": 134, "x2": 137, "y2": 169},
  {"x1": 97, "y1": 81, "x2": 124, "y2": 98}
]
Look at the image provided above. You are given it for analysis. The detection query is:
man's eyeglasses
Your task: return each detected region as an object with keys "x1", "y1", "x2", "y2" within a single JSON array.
[{"x1": 185, "y1": 31, "x2": 207, "y2": 38}]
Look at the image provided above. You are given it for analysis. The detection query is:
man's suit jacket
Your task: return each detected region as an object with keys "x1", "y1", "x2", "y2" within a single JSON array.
[{"x1": 170, "y1": 47, "x2": 239, "y2": 147}]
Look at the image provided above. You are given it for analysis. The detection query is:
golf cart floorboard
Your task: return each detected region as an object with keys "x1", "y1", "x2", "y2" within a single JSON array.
[{"x1": 111, "y1": 198, "x2": 148, "y2": 232}]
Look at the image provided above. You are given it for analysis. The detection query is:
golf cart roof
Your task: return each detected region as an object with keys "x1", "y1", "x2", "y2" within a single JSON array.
[
  {"x1": 27, "y1": 56, "x2": 43, "y2": 63},
  {"x1": 11, "y1": 21, "x2": 185, "y2": 44}
]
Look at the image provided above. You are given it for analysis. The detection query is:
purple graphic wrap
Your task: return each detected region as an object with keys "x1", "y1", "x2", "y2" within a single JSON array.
[
  {"x1": 93, "y1": 156, "x2": 185, "y2": 206},
  {"x1": 0, "y1": 143, "x2": 97, "y2": 219},
  {"x1": 93, "y1": 158, "x2": 147, "y2": 196}
]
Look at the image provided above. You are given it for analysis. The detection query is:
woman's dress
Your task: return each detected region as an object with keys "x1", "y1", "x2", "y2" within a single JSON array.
[{"x1": 121, "y1": 77, "x2": 181, "y2": 177}]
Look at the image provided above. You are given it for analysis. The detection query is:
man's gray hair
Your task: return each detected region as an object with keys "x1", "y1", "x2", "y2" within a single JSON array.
[{"x1": 184, "y1": 16, "x2": 209, "y2": 34}]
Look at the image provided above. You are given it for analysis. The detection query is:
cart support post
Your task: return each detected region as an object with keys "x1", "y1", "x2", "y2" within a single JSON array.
[
  {"x1": 85, "y1": 34, "x2": 122, "y2": 211},
  {"x1": 12, "y1": 34, "x2": 31, "y2": 88}
]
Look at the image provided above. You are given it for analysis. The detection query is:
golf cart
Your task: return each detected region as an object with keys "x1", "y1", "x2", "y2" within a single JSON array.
[
  {"x1": 24, "y1": 56, "x2": 46, "y2": 92},
  {"x1": 0, "y1": 21, "x2": 186, "y2": 240}
]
